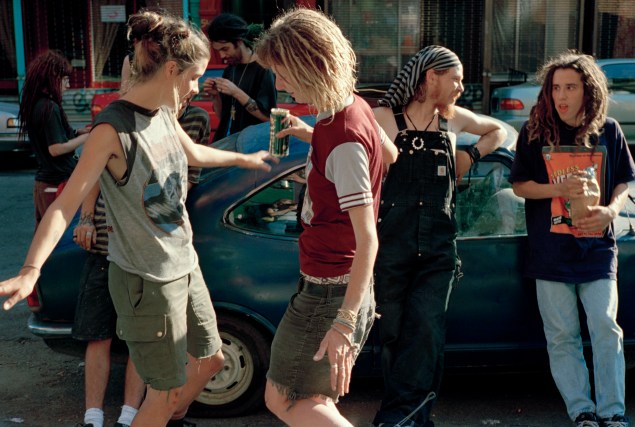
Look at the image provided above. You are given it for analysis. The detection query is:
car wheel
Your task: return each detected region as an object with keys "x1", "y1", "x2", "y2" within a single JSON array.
[{"x1": 187, "y1": 314, "x2": 271, "y2": 418}]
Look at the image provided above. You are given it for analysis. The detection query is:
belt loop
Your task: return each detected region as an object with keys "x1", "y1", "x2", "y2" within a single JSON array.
[{"x1": 297, "y1": 276, "x2": 304, "y2": 294}]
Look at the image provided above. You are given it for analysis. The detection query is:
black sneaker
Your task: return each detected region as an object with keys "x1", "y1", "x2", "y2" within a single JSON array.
[
  {"x1": 113, "y1": 423, "x2": 130, "y2": 427},
  {"x1": 166, "y1": 419, "x2": 196, "y2": 427},
  {"x1": 575, "y1": 412, "x2": 600, "y2": 427},
  {"x1": 602, "y1": 415, "x2": 630, "y2": 427}
]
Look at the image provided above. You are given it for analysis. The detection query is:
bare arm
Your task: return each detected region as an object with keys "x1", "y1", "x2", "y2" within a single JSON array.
[
  {"x1": 74, "y1": 182, "x2": 101, "y2": 251},
  {"x1": 575, "y1": 182, "x2": 631, "y2": 233},
  {"x1": 313, "y1": 204, "x2": 378, "y2": 395},
  {"x1": 48, "y1": 132, "x2": 89, "y2": 157},
  {"x1": 373, "y1": 107, "x2": 399, "y2": 166},
  {"x1": 176, "y1": 121, "x2": 277, "y2": 170},
  {"x1": 0, "y1": 125, "x2": 119, "y2": 310},
  {"x1": 451, "y1": 107, "x2": 507, "y2": 180}
]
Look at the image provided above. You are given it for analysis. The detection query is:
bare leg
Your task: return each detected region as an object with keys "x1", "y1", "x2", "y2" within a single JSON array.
[
  {"x1": 131, "y1": 386, "x2": 182, "y2": 427},
  {"x1": 264, "y1": 380, "x2": 353, "y2": 427},
  {"x1": 171, "y1": 350, "x2": 224, "y2": 420},
  {"x1": 130, "y1": 351, "x2": 224, "y2": 426},
  {"x1": 123, "y1": 357, "x2": 145, "y2": 408},
  {"x1": 84, "y1": 339, "x2": 112, "y2": 410}
]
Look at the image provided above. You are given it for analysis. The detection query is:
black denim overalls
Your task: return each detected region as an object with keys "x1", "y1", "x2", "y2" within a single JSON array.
[{"x1": 373, "y1": 107, "x2": 460, "y2": 427}]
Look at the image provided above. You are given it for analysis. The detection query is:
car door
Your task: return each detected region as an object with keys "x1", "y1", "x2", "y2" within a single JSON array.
[{"x1": 445, "y1": 151, "x2": 547, "y2": 369}]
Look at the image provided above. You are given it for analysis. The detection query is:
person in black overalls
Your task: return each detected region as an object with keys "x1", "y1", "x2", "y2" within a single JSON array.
[{"x1": 372, "y1": 46, "x2": 507, "y2": 427}]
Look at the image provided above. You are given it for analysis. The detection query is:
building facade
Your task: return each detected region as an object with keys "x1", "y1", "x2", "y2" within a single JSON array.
[{"x1": 0, "y1": 0, "x2": 632, "y2": 113}]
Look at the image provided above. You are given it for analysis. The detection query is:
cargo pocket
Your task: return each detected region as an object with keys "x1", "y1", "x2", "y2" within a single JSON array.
[{"x1": 117, "y1": 314, "x2": 182, "y2": 387}]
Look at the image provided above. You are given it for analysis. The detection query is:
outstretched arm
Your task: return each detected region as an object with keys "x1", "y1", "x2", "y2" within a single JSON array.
[
  {"x1": 0, "y1": 125, "x2": 119, "y2": 310},
  {"x1": 176, "y1": 121, "x2": 278, "y2": 170}
]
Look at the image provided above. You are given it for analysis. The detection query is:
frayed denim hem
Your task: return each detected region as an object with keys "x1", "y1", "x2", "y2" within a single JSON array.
[{"x1": 268, "y1": 377, "x2": 338, "y2": 410}]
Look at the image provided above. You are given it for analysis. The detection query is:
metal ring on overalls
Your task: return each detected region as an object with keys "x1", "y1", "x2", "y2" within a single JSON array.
[{"x1": 412, "y1": 136, "x2": 424, "y2": 151}]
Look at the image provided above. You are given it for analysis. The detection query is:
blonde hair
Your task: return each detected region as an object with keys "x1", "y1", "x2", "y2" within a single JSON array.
[
  {"x1": 527, "y1": 51, "x2": 608, "y2": 148},
  {"x1": 255, "y1": 8, "x2": 356, "y2": 114}
]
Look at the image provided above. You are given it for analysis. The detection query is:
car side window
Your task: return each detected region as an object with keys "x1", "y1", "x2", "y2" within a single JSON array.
[
  {"x1": 603, "y1": 64, "x2": 635, "y2": 94},
  {"x1": 456, "y1": 158, "x2": 526, "y2": 237},
  {"x1": 228, "y1": 169, "x2": 306, "y2": 237}
]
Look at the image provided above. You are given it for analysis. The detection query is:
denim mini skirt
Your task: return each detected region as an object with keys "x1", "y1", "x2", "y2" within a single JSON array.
[{"x1": 267, "y1": 276, "x2": 376, "y2": 402}]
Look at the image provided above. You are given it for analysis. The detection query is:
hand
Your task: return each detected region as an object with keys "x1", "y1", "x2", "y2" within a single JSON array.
[
  {"x1": 573, "y1": 205, "x2": 615, "y2": 233},
  {"x1": 212, "y1": 78, "x2": 238, "y2": 98},
  {"x1": 313, "y1": 327, "x2": 355, "y2": 395},
  {"x1": 278, "y1": 115, "x2": 314, "y2": 143},
  {"x1": 73, "y1": 221, "x2": 96, "y2": 251},
  {"x1": 239, "y1": 150, "x2": 280, "y2": 172},
  {"x1": 0, "y1": 268, "x2": 39, "y2": 311},
  {"x1": 561, "y1": 173, "x2": 588, "y2": 199},
  {"x1": 202, "y1": 78, "x2": 219, "y2": 98}
]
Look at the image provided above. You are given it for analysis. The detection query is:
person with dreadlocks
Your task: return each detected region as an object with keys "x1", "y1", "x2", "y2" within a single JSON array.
[
  {"x1": 509, "y1": 51, "x2": 634, "y2": 427},
  {"x1": 203, "y1": 13, "x2": 277, "y2": 142},
  {"x1": 18, "y1": 50, "x2": 90, "y2": 229},
  {"x1": 372, "y1": 45, "x2": 506, "y2": 427}
]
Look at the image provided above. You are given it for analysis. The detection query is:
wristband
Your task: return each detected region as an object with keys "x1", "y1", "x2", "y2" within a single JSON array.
[
  {"x1": 466, "y1": 143, "x2": 481, "y2": 164},
  {"x1": 244, "y1": 98, "x2": 259, "y2": 113}
]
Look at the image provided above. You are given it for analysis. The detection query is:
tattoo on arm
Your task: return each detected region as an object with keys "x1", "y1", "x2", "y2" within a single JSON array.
[{"x1": 78, "y1": 213, "x2": 95, "y2": 226}]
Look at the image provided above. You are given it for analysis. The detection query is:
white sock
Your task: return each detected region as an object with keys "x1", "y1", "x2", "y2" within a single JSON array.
[
  {"x1": 84, "y1": 407, "x2": 104, "y2": 427},
  {"x1": 117, "y1": 404, "x2": 139, "y2": 426}
]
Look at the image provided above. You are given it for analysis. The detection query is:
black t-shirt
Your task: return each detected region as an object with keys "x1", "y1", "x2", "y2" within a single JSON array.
[
  {"x1": 29, "y1": 97, "x2": 77, "y2": 184},
  {"x1": 213, "y1": 61, "x2": 276, "y2": 142}
]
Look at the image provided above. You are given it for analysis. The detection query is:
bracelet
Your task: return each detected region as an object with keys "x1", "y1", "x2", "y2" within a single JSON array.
[
  {"x1": 20, "y1": 264, "x2": 41, "y2": 277},
  {"x1": 333, "y1": 317, "x2": 356, "y2": 331},
  {"x1": 336, "y1": 308, "x2": 357, "y2": 324},
  {"x1": 466, "y1": 143, "x2": 481, "y2": 164},
  {"x1": 244, "y1": 98, "x2": 259, "y2": 113},
  {"x1": 330, "y1": 324, "x2": 353, "y2": 346}
]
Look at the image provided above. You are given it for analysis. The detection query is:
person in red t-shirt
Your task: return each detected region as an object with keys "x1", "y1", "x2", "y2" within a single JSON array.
[{"x1": 255, "y1": 8, "x2": 395, "y2": 427}]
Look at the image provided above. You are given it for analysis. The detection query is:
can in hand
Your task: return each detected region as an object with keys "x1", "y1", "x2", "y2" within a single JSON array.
[{"x1": 269, "y1": 108, "x2": 290, "y2": 157}]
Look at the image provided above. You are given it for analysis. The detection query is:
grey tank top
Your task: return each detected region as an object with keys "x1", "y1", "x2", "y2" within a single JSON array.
[{"x1": 93, "y1": 100, "x2": 197, "y2": 282}]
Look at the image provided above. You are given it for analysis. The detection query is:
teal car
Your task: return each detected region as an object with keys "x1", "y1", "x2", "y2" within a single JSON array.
[{"x1": 25, "y1": 116, "x2": 635, "y2": 418}]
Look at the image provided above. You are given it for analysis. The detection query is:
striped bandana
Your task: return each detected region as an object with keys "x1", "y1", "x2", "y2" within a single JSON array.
[{"x1": 378, "y1": 45, "x2": 461, "y2": 108}]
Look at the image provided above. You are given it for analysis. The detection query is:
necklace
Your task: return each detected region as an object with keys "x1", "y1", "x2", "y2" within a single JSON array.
[
  {"x1": 403, "y1": 107, "x2": 437, "y2": 150},
  {"x1": 230, "y1": 52, "x2": 253, "y2": 121}
]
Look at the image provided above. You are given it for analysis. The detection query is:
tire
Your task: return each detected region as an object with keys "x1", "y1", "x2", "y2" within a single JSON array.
[{"x1": 187, "y1": 314, "x2": 272, "y2": 418}]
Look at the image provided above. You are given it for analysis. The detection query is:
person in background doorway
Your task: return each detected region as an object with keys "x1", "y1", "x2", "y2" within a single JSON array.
[
  {"x1": 372, "y1": 45, "x2": 506, "y2": 427},
  {"x1": 18, "y1": 50, "x2": 90, "y2": 229},
  {"x1": 509, "y1": 51, "x2": 634, "y2": 427},
  {"x1": 204, "y1": 13, "x2": 276, "y2": 142}
]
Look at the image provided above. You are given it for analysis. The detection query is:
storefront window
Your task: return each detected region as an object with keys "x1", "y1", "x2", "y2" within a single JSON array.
[{"x1": 327, "y1": 0, "x2": 420, "y2": 83}]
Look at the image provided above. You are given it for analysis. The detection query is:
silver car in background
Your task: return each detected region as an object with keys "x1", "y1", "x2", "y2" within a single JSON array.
[
  {"x1": 490, "y1": 58, "x2": 635, "y2": 152},
  {"x1": 0, "y1": 101, "x2": 30, "y2": 155}
]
